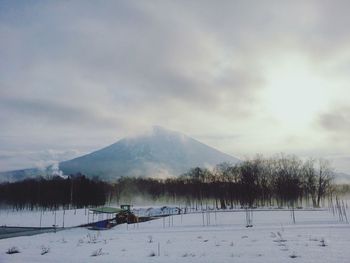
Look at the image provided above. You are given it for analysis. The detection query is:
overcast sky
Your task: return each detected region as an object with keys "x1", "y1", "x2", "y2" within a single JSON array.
[{"x1": 1, "y1": 0, "x2": 350, "y2": 173}]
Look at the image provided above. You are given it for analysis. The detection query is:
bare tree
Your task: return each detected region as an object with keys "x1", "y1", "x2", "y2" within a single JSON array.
[
  {"x1": 302, "y1": 158, "x2": 317, "y2": 207},
  {"x1": 274, "y1": 154, "x2": 303, "y2": 207},
  {"x1": 316, "y1": 159, "x2": 334, "y2": 207}
]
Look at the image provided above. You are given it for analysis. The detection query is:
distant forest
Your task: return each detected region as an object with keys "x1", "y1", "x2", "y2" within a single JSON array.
[
  {"x1": 0, "y1": 155, "x2": 338, "y2": 210},
  {"x1": 0, "y1": 174, "x2": 110, "y2": 209},
  {"x1": 115, "y1": 155, "x2": 335, "y2": 209}
]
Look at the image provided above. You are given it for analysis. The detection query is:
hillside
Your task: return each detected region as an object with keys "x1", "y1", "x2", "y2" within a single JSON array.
[{"x1": 59, "y1": 127, "x2": 239, "y2": 180}]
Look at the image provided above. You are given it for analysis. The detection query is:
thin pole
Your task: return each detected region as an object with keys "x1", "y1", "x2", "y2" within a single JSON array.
[
  {"x1": 39, "y1": 209, "x2": 42, "y2": 228},
  {"x1": 63, "y1": 208, "x2": 65, "y2": 228}
]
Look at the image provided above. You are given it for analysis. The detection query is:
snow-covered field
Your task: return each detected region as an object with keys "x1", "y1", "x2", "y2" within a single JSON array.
[
  {"x1": 0, "y1": 208, "x2": 105, "y2": 228},
  {"x1": 0, "y1": 208, "x2": 350, "y2": 263}
]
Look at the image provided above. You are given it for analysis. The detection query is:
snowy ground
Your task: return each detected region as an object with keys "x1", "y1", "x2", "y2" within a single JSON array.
[
  {"x1": 0, "y1": 208, "x2": 104, "y2": 228},
  {"x1": 0, "y1": 208, "x2": 349, "y2": 263}
]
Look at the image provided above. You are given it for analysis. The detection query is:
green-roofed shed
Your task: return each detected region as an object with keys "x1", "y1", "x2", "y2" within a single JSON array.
[{"x1": 89, "y1": 206, "x2": 123, "y2": 214}]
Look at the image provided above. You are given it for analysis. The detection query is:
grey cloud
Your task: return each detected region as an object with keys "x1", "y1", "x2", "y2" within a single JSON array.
[
  {"x1": 1, "y1": 0, "x2": 263, "y2": 116},
  {"x1": 177, "y1": 1, "x2": 350, "y2": 61},
  {"x1": 195, "y1": 134, "x2": 241, "y2": 141},
  {"x1": 0, "y1": 95, "x2": 126, "y2": 129},
  {"x1": 318, "y1": 106, "x2": 350, "y2": 132},
  {"x1": 1, "y1": 1, "x2": 350, "y2": 171}
]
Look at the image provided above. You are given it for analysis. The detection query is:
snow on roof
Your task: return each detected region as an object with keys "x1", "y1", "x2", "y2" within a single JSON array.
[{"x1": 89, "y1": 207, "x2": 122, "y2": 214}]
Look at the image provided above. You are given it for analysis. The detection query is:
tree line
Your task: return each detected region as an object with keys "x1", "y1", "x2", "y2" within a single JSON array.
[
  {"x1": 0, "y1": 155, "x2": 336, "y2": 210},
  {"x1": 113, "y1": 155, "x2": 335, "y2": 208},
  {"x1": 0, "y1": 174, "x2": 109, "y2": 210}
]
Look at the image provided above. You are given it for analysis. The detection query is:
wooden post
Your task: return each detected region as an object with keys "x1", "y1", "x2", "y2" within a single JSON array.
[
  {"x1": 39, "y1": 209, "x2": 42, "y2": 228},
  {"x1": 215, "y1": 210, "x2": 217, "y2": 225},
  {"x1": 53, "y1": 209, "x2": 57, "y2": 232},
  {"x1": 63, "y1": 208, "x2": 65, "y2": 228},
  {"x1": 342, "y1": 200, "x2": 348, "y2": 223}
]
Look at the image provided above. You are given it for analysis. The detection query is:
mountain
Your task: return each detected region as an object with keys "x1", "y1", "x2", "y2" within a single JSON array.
[
  {"x1": 0, "y1": 127, "x2": 239, "y2": 182},
  {"x1": 334, "y1": 172, "x2": 350, "y2": 184},
  {"x1": 0, "y1": 168, "x2": 45, "y2": 182},
  {"x1": 0, "y1": 165, "x2": 64, "y2": 182},
  {"x1": 58, "y1": 126, "x2": 239, "y2": 180}
]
